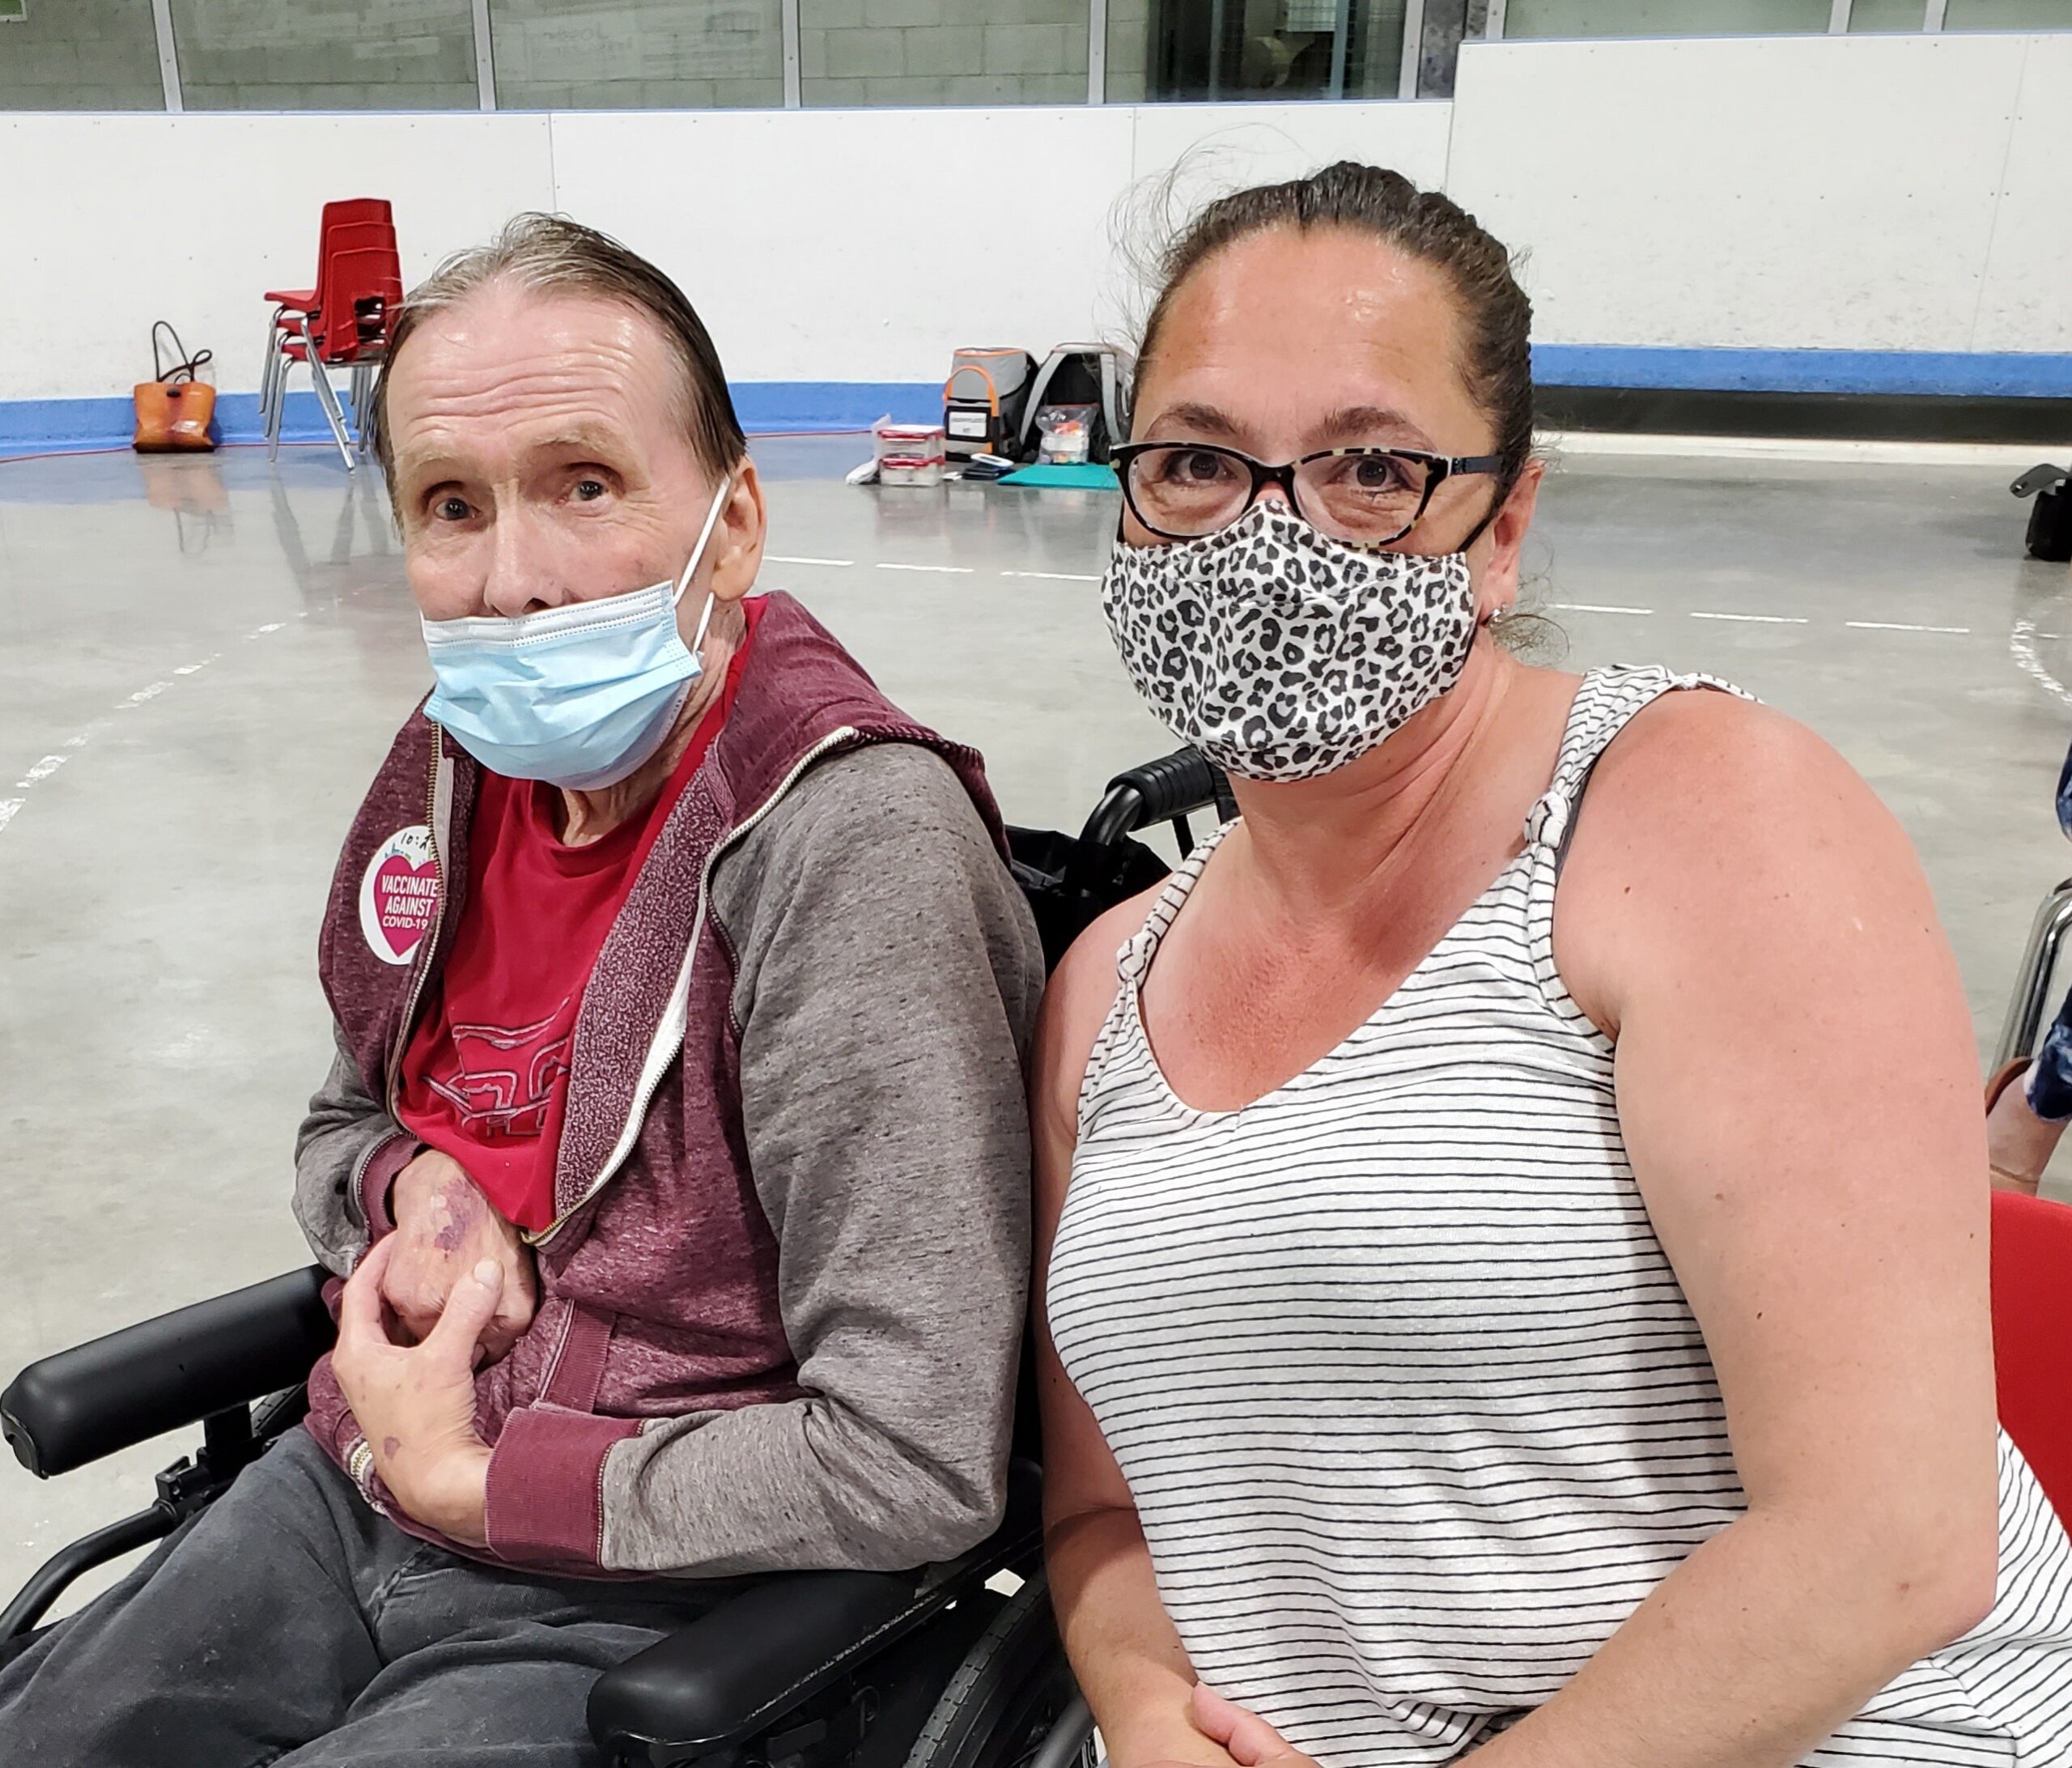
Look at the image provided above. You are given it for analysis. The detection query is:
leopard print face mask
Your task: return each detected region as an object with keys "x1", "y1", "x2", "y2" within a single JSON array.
[{"x1": 1100, "y1": 499, "x2": 1479, "y2": 784}]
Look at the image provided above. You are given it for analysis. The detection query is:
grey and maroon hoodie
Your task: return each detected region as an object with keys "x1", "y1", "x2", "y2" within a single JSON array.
[{"x1": 291, "y1": 593, "x2": 1043, "y2": 1579}]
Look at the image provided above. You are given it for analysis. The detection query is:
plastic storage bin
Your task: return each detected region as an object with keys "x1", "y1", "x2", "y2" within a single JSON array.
[{"x1": 874, "y1": 420, "x2": 947, "y2": 487}]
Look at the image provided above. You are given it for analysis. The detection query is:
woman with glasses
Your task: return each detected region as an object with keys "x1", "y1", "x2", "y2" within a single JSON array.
[{"x1": 1032, "y1": 162, "x2": 2072, "y2": 1768}]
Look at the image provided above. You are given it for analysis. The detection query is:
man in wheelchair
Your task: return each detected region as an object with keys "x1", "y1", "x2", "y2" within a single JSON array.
[{"x1": 0, "y1": 215, "x2": 1044, "y2": 1766}]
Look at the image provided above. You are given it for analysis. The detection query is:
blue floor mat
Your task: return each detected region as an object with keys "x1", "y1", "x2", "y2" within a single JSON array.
[{"x1": 998, "y1": 463, "x2": 1119, "y2": 489}]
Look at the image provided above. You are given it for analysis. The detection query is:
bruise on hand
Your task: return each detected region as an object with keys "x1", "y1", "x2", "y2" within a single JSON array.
[{"x1": 428, "y1": 1177, "x2": 487, "y2": 1255}]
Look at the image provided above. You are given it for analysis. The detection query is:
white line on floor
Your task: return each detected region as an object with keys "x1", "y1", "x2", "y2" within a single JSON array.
[
  {"x1": 16, "y1": 754, "x2": 66, "y2": 788},
  {"x1": 249, "y1": 622, "x2": 285, "y2": 636},
  {"x1": 1552, "y1": 602, "x2": 1654, "y2": 616},
  {"x1": 1002, "y1": 571, "x2": 1102, "y2": 582},
  {"x1": 766, "y1": 554, "x2": 854, "y2": 567},
  {"x1": 120, "y1": 681, "x2": 172, "y2": 707},
  {"x1": 2011, "y1": 618, "x2": 2072, "y2": 708},
  {"x1": 1845, "y1": 621, "x2": 1972, "y2": 635},
  {"x1": 172, "y1": 661, "x2": 210, "y2": 676},
  {"x1": 875, "y1": 562, "x2": 974, "y2": 575},
  {"x1": 0, "y1": 725, "x2": 108, "y2": 840},
  {"x1": 1688, "y1": 611, "x2": 1810, "y2": 625}
]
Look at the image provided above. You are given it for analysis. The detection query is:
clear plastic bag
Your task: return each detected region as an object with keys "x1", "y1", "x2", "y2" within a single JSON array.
[{"x1": 1034, "y1": 404, "x2": 1096, "y2": 465}]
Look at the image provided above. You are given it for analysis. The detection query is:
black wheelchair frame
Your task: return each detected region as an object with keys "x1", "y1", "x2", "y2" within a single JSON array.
[{"x1": 0, "y1": 748, "x2": 1230, "y2": 1768}]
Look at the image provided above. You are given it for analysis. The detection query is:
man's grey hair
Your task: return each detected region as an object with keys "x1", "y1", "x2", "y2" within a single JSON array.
[{"x1": 370, "y1": 212, "x2": 746, "y2": 494}]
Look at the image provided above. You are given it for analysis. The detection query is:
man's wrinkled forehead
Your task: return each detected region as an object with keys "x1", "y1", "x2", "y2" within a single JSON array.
[{"x1": 386, "y1": 285, "x2": 694, "y2": 478}]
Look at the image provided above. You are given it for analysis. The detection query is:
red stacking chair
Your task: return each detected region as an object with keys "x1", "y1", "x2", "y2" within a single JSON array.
[
  {"x1": 258, "y1": 201, "x2": 399, "y2": 470},
  {"x1": 259, "y1": 200, "x2": 394, "y2": 385},
  {"x1": 260, "y1": 222, "x2": 393, "y2": 448},
  {"x1": 1992, "y1": 1188, "x2": 2072, "y2": 1524},
  {"x1": 261, "y1": 198, "x2": 390, "y2": 317},
  {"x1": 266, "y1": 246, "x2": 402, "y2": 470}
]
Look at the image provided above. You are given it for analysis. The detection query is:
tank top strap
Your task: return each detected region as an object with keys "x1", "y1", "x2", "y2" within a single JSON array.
[
  {"x1": 1115, "y1": 819, "x2": 1239, "y2": 988},
  {"x1": 1524, "y1": 665, "x2": 1750, "y2": 866}
]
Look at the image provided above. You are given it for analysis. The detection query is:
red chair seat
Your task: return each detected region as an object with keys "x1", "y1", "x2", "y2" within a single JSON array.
[
  {"x1": 260, "y1": 198, "x2": 394, "y2": 324},
  {"x1": 1992, "y1": 1188, "x2": 2072, "y2": 1524}
]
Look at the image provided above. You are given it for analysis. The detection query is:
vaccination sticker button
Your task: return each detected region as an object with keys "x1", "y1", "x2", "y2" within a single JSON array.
[{"x1": 359, "y1": 824, "x2": 439, "y2": 966}]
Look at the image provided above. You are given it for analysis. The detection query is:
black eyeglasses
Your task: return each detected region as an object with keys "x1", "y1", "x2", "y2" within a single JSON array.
[{"x1": 1112, "y1": 441, "x2": 1506, "y2": 549}]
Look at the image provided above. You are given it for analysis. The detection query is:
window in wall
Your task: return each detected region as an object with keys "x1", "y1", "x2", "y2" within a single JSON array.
[
  {"x1": 490, "y1": 0, "x2": 783, "y2": 108},
  {"x1": 1847, "y1": 0, "x2": 1932, "y2": 28},
  {"x1": 800, "y1": 0, "x2": 1089, "y2": 108},
  {"x1": 1110, "y1": 0, "x2": 1410, "y2": 101},
  {"x1": 168, "y1": 0, "x2": 478, "y2": 109},
  {"x1": 0, "y1": 0, "x2": 164, "y2": 110},
  {"x1": 1502, "y1": 1, "x2": 1831, "y2": 34},
  {"x1": 1942, "y1": 0, "x2": 2072, "y2": 26}
]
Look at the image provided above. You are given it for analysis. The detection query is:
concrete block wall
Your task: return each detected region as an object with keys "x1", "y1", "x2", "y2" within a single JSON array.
[
  {"x1": 0, "y1": 0, "x2": 164, "y2": 110},
  {"x1": 1505, "y1": 0, "x2": 1828, "y2": 30},
  {"x1": 165, "y1": 0, "x2": 478, "y2": 109},
  {"x1": 1947, "y1": 0, "x2": 2072, "y2": 20},
  {"x1": 1105, "y1": 0, "x2": 1152, "y2": 100},
  {"x1": 799, "y1": 0, "x2": 1088, "y2": 107},
  {"x1": 490, "y1": 0, "x2": 784, "y2": 111}
]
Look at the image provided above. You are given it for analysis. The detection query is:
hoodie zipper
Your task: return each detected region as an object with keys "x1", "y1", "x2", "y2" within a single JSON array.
[
  {"x1": 384, "y1": 737, "x2": 448, "y2": 1124},
  {"x1": 524, "y1": 725, "x2": 860, "y2": 1249}
]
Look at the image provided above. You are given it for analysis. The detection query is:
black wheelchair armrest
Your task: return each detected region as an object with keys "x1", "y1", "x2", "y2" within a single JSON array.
[
  {"x1": 1, "y1": 1265, "x2": 336, "y2": 1478},
  {"x1": 588, "y1": 1460, "x2": 1045, "y2": 1766},
  {"x1": 589, "y1": 1567, "x2": 929, "y2": 1765}
]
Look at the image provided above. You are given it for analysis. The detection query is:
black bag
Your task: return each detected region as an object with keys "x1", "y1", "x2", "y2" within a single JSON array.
[
  {"x1": 1005, "y1": 826, "x2": 1170, "y2": 973},
  {"x1": 2014, "y1": 464, "x2": 2072, "y2": 563},
  {"x1": 1017, "y1": 345, "x2": 1131, "y2": 465},
  {"x1": 1004, "y1": 747, "x2": 1232, "y2": 971}
]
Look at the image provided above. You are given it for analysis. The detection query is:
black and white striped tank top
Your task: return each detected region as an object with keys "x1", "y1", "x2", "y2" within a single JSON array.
[{"x1": 1047, "y1": 665, "x2": 2072, "y2": 1767}]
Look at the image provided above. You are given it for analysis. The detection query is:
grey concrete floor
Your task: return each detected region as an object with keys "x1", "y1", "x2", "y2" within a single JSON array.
[{"x1": 1, "y1": 436, "x2": 2068, "y2": 1611}]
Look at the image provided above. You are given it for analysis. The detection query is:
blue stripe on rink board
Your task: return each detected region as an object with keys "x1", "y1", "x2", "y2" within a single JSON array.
[
  {"x1": 1532, "y1": 346, "x2": 2072, "y2": 399},
  {"x1": 0, "y1": 393, "x2": 347, "y2": 456},
  {"x1": 727, "y1": 381, "x2": 942, "y2": 431},
  {"x1": 0, "y1": 382, "x2": 948, "y2": 457},
  {"x1": 5, "y1": 356, "x2": 2070, "y2": 457}
]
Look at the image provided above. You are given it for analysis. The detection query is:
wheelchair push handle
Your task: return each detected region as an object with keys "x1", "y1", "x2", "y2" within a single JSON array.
[{"x1": 1079, "y1": 746, "x2": 1231, "y2": 852}]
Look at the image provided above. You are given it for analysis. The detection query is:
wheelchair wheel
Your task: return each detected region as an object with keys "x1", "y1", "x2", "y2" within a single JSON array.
[{"x1": 906, "y1": 1571, "x2": 1093, "y2": 1768}]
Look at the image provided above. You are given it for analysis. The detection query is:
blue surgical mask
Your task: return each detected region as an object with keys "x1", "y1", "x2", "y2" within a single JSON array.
[{"x1": 421, "y1": 478, "x2": 733, "y2": 791}]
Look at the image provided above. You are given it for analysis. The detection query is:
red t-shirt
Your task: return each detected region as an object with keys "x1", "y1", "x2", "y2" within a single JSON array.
[{"x1": 395, "y1": 597, "x2": 763, "y2": 1231}]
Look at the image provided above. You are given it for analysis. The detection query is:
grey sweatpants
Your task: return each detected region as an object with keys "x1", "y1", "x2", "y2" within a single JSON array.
[{"x1": 0, "y1": 1427, "x2": 744, "y2": 1766}]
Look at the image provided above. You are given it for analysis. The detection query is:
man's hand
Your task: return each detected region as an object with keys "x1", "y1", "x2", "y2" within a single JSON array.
[
  {"x1": 333, "y1": 1234, "x2": 498, "y2": 1549},
  {"x1": 380, "y1": 1149, "x2": 537, "y2": 1362}
]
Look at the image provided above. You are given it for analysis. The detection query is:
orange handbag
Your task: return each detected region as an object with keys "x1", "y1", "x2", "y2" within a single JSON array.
[{"x1": 133, "y1": 322, "x2": 217, "y2": 453}]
